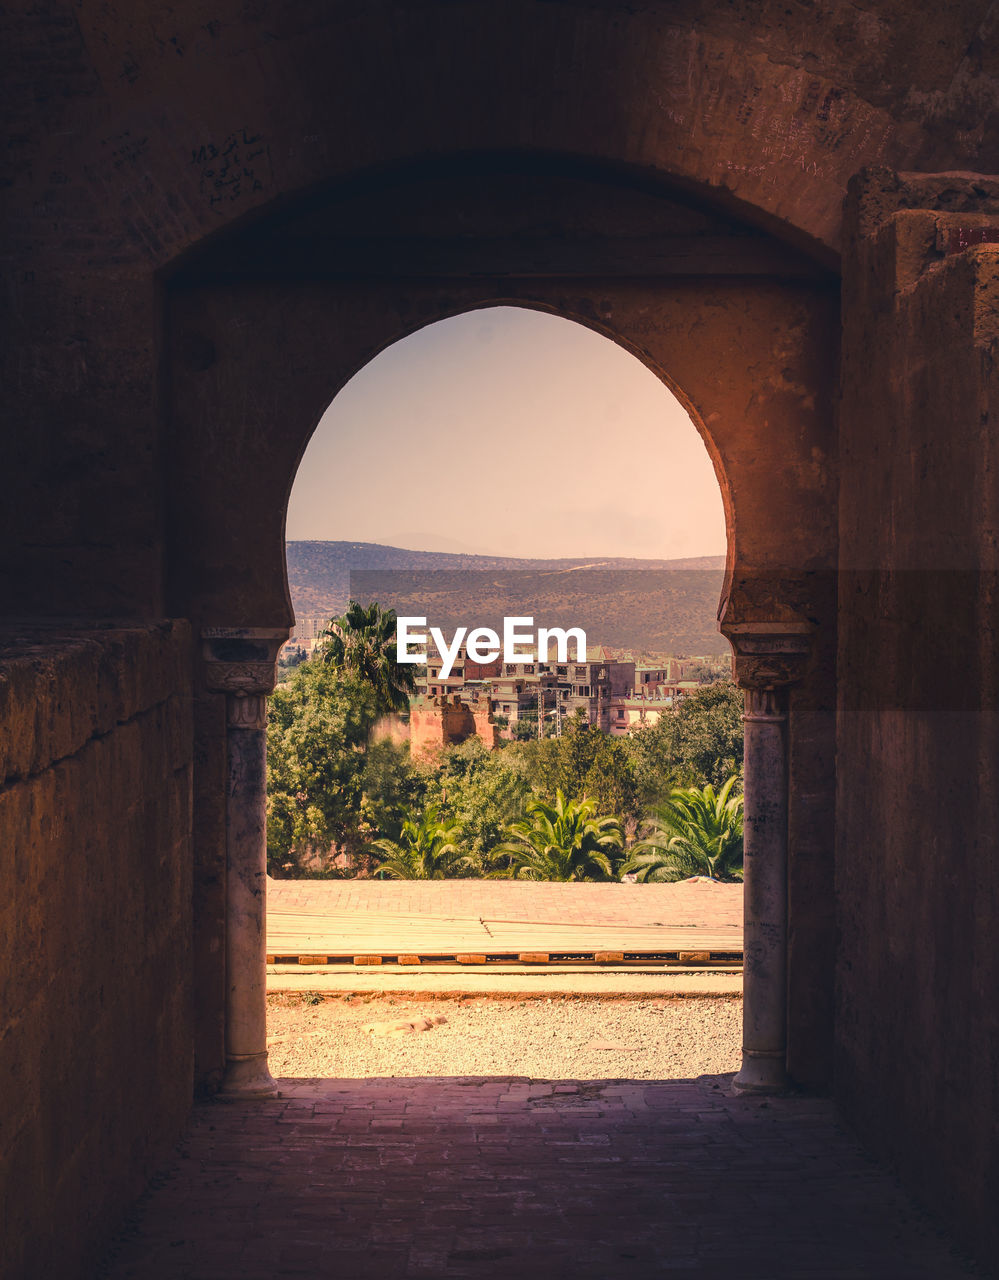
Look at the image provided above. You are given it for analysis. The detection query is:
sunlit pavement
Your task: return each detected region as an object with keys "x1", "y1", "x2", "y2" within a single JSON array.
[{"x1": 268, "y1": 877, "x2": 743, "y2": 931}]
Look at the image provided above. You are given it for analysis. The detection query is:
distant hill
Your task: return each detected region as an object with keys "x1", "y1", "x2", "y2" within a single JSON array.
[{"x1": 286, "y1": 541, "x2": 729, "y2": 656}]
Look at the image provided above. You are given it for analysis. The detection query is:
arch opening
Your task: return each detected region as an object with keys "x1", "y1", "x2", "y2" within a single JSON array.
[
  {"x1": 169, "y1": 164, "x2": 841, "y2": 1099},
  {"x1": 266, "y1": 305, "x2": 743, "y2": 1085}
]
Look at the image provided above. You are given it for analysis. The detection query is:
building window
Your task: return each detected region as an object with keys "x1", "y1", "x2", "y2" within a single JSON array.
[{"x1": 617, "y1": 709, "x2": 625, "y2": 719}]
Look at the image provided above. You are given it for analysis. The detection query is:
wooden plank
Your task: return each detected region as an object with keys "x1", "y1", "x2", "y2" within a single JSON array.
[{"x1": 268, "y1": 952, "x2": 741, "y2": 967}]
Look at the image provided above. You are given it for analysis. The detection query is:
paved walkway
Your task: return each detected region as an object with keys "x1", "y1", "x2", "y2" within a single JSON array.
[
  {"x1": 267, "y1": 878, "x2": 743, "y2": 963},
  {"x1": 103, "y1": 1075, "x2": 977, "y2": 1279},
  {"x1": 269, "y1": 877, "x2": 743, "y2": 929}
]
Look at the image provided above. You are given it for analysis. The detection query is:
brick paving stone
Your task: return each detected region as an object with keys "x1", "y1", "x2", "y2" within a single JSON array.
[
  {"x1": 269, "y1": 875, "x2": 742, "y2": 929},
  {"x1": 100, "y1": 1075, "x2": 982, "y2": 1280}
]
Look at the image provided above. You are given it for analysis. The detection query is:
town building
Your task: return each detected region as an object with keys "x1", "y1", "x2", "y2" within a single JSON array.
[
  {"x1": 279, "y1": 615, "x2": 328, "y2": 659},
  {"x1": 607, "y1": 682, "x2": 703, "y2": 735},
  {"x1": 413, "y1": 642, "x2": 638, "y2": 735}
]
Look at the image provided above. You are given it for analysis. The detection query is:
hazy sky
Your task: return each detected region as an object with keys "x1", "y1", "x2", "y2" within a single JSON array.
[{"x1": 286, "y1": 307, "x2": 726, "y2": 559}]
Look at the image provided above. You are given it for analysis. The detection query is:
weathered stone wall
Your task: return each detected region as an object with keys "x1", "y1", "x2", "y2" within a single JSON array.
[
  {"x1": 6, "y1": 2, "x2": 999, "y2": 621},
  {"x1": 6, "y1": 2, "x2": 999, "y2": 1271},
  {"x1": 837, "y1": 175, "x2": 999, "y2": 1261},
  {"x1": 0, "y1": 623, "x2": 194, "y2": 1280},
  {"x1": 472, "y1": 699, "x2": 501, "y2": 751},
  {"x1": 409, "y1": 694, "x2": 494, "y2": 758}
]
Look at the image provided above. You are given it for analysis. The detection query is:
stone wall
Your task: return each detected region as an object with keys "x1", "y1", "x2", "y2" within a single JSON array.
[
  {"x1": 0, "y1": 623, "x2": 195, "y2": 1280},
  {"x1": 836, "y1": 175, "x2": 999, "y2": 1261},
  {"x1": 409, "y1": 694, "x2": 498, "y2": 759},
  {"x1": 8, "y1": 3, "x2": 999, "y2": 624},
  {"x1": 7, "y1": 4, "x2": 999, "y2": 1271}
]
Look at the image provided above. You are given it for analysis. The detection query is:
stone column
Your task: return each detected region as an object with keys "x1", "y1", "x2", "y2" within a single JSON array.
[
  {"x1": 724, "y1": 624, "x2": 811, "y2": 1095},
  {"x1": 203, "y1": 627, "x2": 288, "y2": 1100},
  {"x1": 735, "y1": 681, "x2": 791, "y2": 1093}
]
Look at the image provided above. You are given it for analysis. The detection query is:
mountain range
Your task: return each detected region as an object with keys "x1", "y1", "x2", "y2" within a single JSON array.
[{"x1": 286, "y1": 541, "x2": 729, "y2": 657}]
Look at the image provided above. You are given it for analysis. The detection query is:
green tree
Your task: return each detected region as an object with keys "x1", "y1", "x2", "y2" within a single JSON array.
[
  {"x1": 419, "y1": 739, "x2": 533, "y2": 872},
  {"x1": 621, "y1": 776, "x2": 744, "y2": 882},
  {"x1": 278, "y1": 645, "x2": 307, "y2": 672},
  {"x1": 266, "y1": 663, "x2": 379, "y2": 873},
  {"x1": 523, "y1": 712, "x2": 640, "y2": 820},
  {"x1": 684, "y1": 658, "x2": 727, "y2": 684},
  {"x1": 320, "y1": 599, "x2": 415, "y2": 715},
  {"x1": 629, "y1": 680, "x2": 743, "y2": 804},
  {"x1": 492, "y1": 790, "x2": 624, "y2": 881},
  {"x1": 359, "y1": 738, "x2": 428, "y2": 845},
  {"x1": 368, "y1": 805, "x2": 474, "y2": 879}
]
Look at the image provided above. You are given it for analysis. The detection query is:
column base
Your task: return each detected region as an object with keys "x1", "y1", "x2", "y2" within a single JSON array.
[
  {"x1": 733, "y1": 1049, "x2": 789, "y2": 1095},
  {"x1": 217, "y1": 1052, "x2": 279, "y2": 1101}
]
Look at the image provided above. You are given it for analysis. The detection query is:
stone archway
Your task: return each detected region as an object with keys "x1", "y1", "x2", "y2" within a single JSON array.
[{"x1": 163, "y1": 155, "x2": 839, "y2": 1097}]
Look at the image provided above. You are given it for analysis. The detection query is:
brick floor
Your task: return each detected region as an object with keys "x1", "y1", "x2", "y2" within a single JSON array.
[
  {"x1": 101, "y1": 1074, "x2": 978, "y2": 1279},
  {"x1": 268, "y1": 877, "x2": 743, "y2": 930}
]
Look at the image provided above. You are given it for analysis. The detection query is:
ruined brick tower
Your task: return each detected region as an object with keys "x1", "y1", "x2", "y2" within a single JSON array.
[{"x1": 409, "y1": 694, "x2": 501, "y2": 758}]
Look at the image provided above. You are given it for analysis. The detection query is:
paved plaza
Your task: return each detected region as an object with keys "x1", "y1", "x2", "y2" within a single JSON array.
[
  {"x1": 102, "y1": 1074, "x2": 977, "y2": 1279},
  {"x1": 268, "y1": 877, "x2": 743, "y2": 931}
]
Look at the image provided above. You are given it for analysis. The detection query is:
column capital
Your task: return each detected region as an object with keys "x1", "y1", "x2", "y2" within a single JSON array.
[
  {"x1": 201, "y1": 626, "x2": 289, "y2": 696},
  {"x1": 227, "y1": 693, "x2": 268, "y2": 730},
  {"x1": 722, "y1": 622, "x2": 814, "y2": 692}
]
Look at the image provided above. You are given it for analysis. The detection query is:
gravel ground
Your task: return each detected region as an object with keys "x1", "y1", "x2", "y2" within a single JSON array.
[{"x1": 267, "y1": 993, "x2": 741, "y2": 1080}]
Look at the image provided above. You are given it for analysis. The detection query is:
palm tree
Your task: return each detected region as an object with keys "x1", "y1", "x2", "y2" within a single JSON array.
[
  {"x1": 621, "y1": 775, "x2": 743, "y2": 883},
  {"x1": 491, "y1": 790, "x2": 624, "y2": 881},
  {"x1": 319, "y1": 599, "x2": 415, "y2": 715},
  {"x1": 368, "y1": 805, "x2": 474, "y2": 879}
]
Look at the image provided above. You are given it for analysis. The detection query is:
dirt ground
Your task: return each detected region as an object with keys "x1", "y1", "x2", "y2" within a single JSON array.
[{"x1": 267, "y1": 993, "x2": 742, "y2": 1081}]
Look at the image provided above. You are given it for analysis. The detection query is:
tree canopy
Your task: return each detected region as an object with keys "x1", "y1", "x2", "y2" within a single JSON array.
[
  {"x1": 629, "y1": 680, "x2": 743, "y2": 803},
  {"x1": 522, "y1": 712, "x2": 640, "y2": 821},
  {"x1": 319, "y1": 599, "x2": 415, "y2": 716},
  {"x1": 419, "y1": 738, "x2": 533, "y2": 874},
  {"x1": 266, "y1": 663, "x2": 378, "y2": 872},
  {"x1": 266, "y1": 624, "x2": 745, "y2": 882}
]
